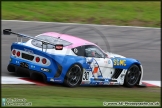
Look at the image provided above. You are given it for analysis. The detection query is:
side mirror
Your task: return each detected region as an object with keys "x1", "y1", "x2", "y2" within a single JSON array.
[{"x1": 104, "y1": 53, "x2": 108, "y2": 59}]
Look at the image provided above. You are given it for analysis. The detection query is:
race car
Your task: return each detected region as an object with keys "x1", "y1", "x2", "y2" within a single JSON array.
[{"x1": 3, "y1": 29, "x2": 143, "y2": 87}]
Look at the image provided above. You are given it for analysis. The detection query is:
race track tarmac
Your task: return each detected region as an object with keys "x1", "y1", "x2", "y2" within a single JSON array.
[{"x1": 1, "y1": 20, "x2": 160, "y2": 81}]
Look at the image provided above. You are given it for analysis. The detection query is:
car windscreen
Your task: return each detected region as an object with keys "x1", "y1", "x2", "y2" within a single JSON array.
[{"x1": 31, "y1": 35, "x2": 72, "y2": 49}]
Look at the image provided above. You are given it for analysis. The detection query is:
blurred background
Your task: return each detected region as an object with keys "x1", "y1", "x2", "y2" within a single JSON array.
[{"x1": 2, "y1": 1, "x2": 160, "y2": 27}]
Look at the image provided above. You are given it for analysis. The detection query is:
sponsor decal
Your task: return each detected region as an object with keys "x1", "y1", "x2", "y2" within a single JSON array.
[
  {"x1": 113, "y1": 59, "x2": 126, "y2": 66},
  {"x1": 99, "y1": 82, "x2": 104, "y2": 85},
  {"x1": 108, "y1": 60, "x2": 111, "y2": 64},
  {"x1": 50, "y1": 79, "x2": 62, "y2": 82},
  {"x1": 73, "y1": 48, "x2": 78, "y2": 53},
  {"x1": 86, "y1": 68, "x2": 92, "y2": 71},
  {"x1": 41, "y1": 68, "x2": 50, "y2": 72},
  {"x1": 109, "y1": 82, "x2": 120, "y2": 85},
  {"x1": 113, "y1": 82, "x2": 120, "y2": 85},
  {"x1": 104, "y1": 82, "x2": 109, "y2": 85},
  {"x1": 24, "y1": 48, "x2": 34, "y2": 54},
  {"x1": 109, "y1": 82, "x2": 114, "y2": 85},
  {"x1": 86, "y1": 58, "x2": 102, "y2": 79},
  {"x1": 54, "y1": 79, "x2": 62, "y2": 82},
  {"x1": 81, "y1": 82, "x2": 85, "y2": 84},
  {"x1": 50, "y1": 78, "x2": 54, "y2": 82}
]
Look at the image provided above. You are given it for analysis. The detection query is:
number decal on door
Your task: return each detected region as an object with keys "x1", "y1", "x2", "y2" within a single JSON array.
[{"x1": 83, "y1": 71, "x2": 89, "y2": 80}]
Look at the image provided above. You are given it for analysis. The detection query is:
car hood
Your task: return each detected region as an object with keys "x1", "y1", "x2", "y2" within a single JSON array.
[{"x1": 105, "y1": 52, "x2": 126, "y2": 58}]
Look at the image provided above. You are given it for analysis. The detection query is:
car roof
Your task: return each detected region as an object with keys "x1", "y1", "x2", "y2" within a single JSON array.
[{"x1": 40, "y1": 32, "x2": 96, "y2": 48}]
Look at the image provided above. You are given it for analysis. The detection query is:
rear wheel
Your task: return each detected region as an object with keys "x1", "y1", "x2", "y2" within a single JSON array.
[
  {"x1": 64, "y1": 64, "x2": 82, "y2": 87},
  {"x1": 124, "y1": 65, "x2": 141, "y2": 87}
]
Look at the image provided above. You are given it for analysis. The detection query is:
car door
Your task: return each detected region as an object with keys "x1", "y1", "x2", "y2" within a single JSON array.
[{"x1": 84, "y1": 45, "x2": 113, "y2": 79}]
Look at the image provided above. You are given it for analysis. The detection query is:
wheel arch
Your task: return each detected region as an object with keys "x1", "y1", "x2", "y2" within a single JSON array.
[
  {"x1": 63, "y1": 62, "x2": 84, "y2": 87},
  {"x1": 66, "y1": 61, "x2": 84, "y2": 72},
  {"x1": 133, "y1": 63, "x2": 143, "y2": 85},
  {"x1": 133, "y1": 63, "x2": 141, "y2": 71},
  {"x1": 125, "y1": 62, "x2": 143, "y2": 86}
]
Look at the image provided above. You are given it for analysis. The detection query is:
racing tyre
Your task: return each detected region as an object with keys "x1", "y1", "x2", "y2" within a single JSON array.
[
  {"x1": 64, "y1": 64, "x2": 82, "y2": 87},
  {"x1": 124, "y1": 65, "x2": 141, "y2": 87}
]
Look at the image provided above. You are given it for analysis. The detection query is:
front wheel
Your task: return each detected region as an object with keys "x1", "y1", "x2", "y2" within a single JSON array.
[
  {"x1": 64, "y1": 64, "x2": 82, "y2": 87},
  {"x1": 124, "y1": 65, "x2": 141, "y2": 87}
]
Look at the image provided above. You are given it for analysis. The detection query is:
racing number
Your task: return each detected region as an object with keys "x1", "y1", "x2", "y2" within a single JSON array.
[{"x1": 83, "y1": 71, "x2": 89, "y2": 80}]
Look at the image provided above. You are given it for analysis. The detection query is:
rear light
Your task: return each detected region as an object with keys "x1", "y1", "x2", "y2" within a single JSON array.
[
  {"x1": 17, "y1": 51, "x2": 20, "y2": 57},
  {"x1": 12, "y1": 50, "x2": 16, "y2": 55},
  {"x1": 42, "y1": 58, "x2": 47, "y2": 64},
  {"x1": 35, "y1": 57, "x2": 40, "y2": 62}
]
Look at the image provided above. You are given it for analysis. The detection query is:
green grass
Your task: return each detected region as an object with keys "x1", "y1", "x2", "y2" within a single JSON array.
[
  {"x1": 2, "y1": 1, "x2": 160, "y2": 27},
  {"x1": 2, "y1": 85, "x2": 161, "y2": 107}
]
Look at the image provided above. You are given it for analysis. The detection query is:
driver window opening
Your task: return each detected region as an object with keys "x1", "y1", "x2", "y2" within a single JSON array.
[{"x1": 85, "y1": 46, "x2": 105, "y2": 58}]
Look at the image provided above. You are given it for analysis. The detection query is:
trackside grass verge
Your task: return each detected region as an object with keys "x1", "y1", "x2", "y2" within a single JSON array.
[
  {"x1": 2, "y1": 85, "x2": 161, "y2": 107},
  {"x1": 2, "y1": 1, "x2": 160, "y2": 27}
]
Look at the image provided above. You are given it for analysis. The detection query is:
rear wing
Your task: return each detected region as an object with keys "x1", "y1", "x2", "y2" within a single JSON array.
[{"x1": 3, "y1": 29, "x2": 63, "y2": 51}]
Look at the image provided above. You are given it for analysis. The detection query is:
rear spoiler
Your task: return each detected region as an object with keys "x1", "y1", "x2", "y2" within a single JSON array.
[{"x1": 3, "y1": 29, "x2": 63, "y2": 51}]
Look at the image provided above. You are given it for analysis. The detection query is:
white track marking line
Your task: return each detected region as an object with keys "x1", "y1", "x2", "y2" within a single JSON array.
[
  {"x1": 1, "y1": 76, "x2": 35, "y2": 84},
  {"x1": 142, "y1": 80, "x2": 161, "y2": 87},
  {"x1": 1, "y1": 20, "x2": 160, "y2": 29},
  {"x1": 1, "y1": 76, "x2": 161, "y2": 86}
]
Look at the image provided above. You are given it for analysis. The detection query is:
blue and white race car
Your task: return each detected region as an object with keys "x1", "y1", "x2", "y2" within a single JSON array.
[{"x1": 3, "y1": 29, "x2": 143, "y2": 87}]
